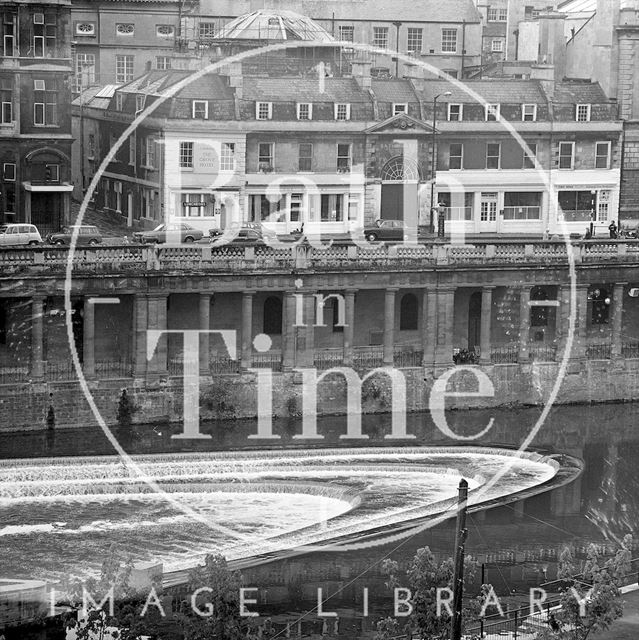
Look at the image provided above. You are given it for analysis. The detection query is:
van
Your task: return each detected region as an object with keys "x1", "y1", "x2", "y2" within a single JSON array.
[{"x1": 0, "y1": 224, "x2": 43, "y2": 246}]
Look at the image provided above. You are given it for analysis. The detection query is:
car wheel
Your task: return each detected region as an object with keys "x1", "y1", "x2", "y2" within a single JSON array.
[
  {"x1": 184, "y1": 236, "x2": 194, "y2": 243},
  {"x1": 28, "y1": 241, "x2": 39, "y2": 247},
  {"x1": 54, "y1": 240, "x2": 64, "y2": 246},
  {"x1": 366, "y1": 233, "x2": 378, "y2": 242},
  {"x1": 88, "y1": 239, "x2": 99, "y2": 246}
]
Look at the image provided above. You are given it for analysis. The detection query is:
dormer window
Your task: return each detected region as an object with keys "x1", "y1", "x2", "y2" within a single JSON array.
[
  {"x1": 192, "y1": 100, "x2": 208, "y2": 119},
  {"x1": 576, "y1": 103, "x2": 591, "y2": 122},
  {"x1": 485, "y1": 104, "x2": 500, "y2": 121},
  {"x1": 447, "y1": 103, "x2": 463, "y2": 121},
  {"x1": 334, "y1": 103, "x2": 351, "y2": 121},
  {"x1": 135, "y1": 94, "x2": 146, "y2": 113},
  {"x1": 522, "y1": 104, "x2": 537, "y2": 121},
  {"x1": 115, "y1": 92, "x2": 123, "y2": 111},
  {"x1": 393, "y1": 103, "x2": 408, "y2": 116},
  {"x1": 256, "y1": 101, "x2": 272, "y2": 120},
  {"x1": 296, "y1": 102, "x2": 312, "y2": 120}
]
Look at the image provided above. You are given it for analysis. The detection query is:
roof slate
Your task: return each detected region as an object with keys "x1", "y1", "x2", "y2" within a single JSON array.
[
  {"x1": 553, "y1": 81, "x2": 610, "y2": 104},
  {"x1": 242, "y1": 77, "x2": 372, "y2": 103},
  {"x1": 371, "y1": 79, "x2": 419, "y2": 103},
  {"x1": 188, "y1": 0, "x2": 481, "y2": 23},
  {"x1": 418, "y1": 79, "x2": 547, "y2": 104}
]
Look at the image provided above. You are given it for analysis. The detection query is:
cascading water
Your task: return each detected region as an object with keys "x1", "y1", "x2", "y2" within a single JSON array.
[{"x1": 0, "y1": 447, "x2": 559, "y2": 582}]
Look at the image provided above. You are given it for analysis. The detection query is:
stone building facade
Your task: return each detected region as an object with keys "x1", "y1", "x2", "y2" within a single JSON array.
[
  {"x1": 0, "y1": 242, "x2": 638, "y2": 431},
  {"x1": 72, "y1": 60, "x2": 621, "y2": 237},
  {"x1": 0, "y1": 0, "x2": 74, "y2": 232}
]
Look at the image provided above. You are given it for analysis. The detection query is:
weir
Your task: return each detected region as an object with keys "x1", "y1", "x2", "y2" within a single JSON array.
[{"x1": 0, "y1": 446, "x2": 568, "y2": 583}]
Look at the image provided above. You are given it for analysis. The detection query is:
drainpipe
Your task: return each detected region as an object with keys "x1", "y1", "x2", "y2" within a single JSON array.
[
  {"x1": 461, "y1": 20, "x2": 466, "y2": 78},
  {"x1": 393, "y1": 21, "x2": 402, "y2": 77}
]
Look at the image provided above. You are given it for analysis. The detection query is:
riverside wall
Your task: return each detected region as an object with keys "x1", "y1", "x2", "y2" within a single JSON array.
[{"x1": 2, "y1": 358, "x2": 639, "y2": 433}]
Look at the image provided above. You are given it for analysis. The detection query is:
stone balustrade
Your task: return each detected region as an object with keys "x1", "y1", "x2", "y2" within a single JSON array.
[{"x1": 0, "y1": 240, "x2": 637, "y2": 272}]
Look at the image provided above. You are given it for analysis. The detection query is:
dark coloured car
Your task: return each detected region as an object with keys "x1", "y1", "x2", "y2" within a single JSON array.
[
  {"x1": 133, "y1": 223, "x2": 204, "y2": 244},
  {"x1": 47, "y1": 225, "x2": 102, "y2": 246},
  {"x1": 209, "y1": 224, "x2": 265, "y2": 244},
  {"x1": 362, "y1": 219, "x2": 406, "y2": 242}
]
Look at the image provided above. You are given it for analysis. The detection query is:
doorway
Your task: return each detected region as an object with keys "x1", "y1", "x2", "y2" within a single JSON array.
[{"x1": 468, "y1": 291, "x2": 482, "y2": 351}]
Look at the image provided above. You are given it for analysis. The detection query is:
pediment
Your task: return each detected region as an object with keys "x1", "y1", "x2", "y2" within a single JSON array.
[{"x1": 365, "y1": 113, "x2": 438, "y2": 135}]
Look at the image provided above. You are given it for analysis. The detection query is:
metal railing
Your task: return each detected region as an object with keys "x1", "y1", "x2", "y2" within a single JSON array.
[
  {"x1": 94, "y1": 360, "x2": 132, "y2": 379},
  {"x1": 394, "y1": 349, "x2": 424, "y2": 368},
  {"x1": 314, "y1": 349, "x2": 344, "y2": 370},
  {"x1": 622, "y1": 341, "x2": 639, "y2": 359},
  {"x1": 209, "y1": 357, "x2": 240, "y2": 375},
  {"x1": 251, "y1": 352, "x2": 282, "y2": 372},
  {"x1": 46, "y1": 360, "x2": 77, "y2": 381},
  {"x1": 0, "y1": 366, "x2": 29, "y2": 384},
  {"x1": 585, "y1": 342, "x2": 612, "y2": 360},
  {"x1": 352, "y1": 346, "x2": 384, "y2": 370},
  {"x1": 528, "y1": 344, "x2": 557, "y2": 362},
  {"x1": 491, "y1": 345, "x2": 519, "y2": 364}
]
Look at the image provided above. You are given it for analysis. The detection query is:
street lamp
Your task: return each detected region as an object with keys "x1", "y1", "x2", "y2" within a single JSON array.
[{"x1": 429, "y1": 91, "x2": 452, "y2": 234}]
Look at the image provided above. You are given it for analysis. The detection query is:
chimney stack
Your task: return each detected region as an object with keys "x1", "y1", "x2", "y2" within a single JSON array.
[
  {"x1": 350, "y1": 58, "x2": 372, "y2": 90},
  {"x1": 223, "y1": 61, "x2": 243, "y2": 99},
  {"x1": 537, "y1": 11, "x2": 567, "y2": 82},
  {"x1": 530, "y1": 63, "x2": 555, "y2": 100}
]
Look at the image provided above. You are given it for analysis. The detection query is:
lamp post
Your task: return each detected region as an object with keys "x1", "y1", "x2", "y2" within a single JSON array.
[{"x1": 429, "y1": 91, "x2": 452, "y2": 234}]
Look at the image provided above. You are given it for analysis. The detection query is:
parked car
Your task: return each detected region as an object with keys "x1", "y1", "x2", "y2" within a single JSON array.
[
  {"x1": 209, "y1": 224, "x2": 264, "y2": 244},
  {"x1": 47, "y1": 225, "x2": 102, "y2": 246},
  {"x1": 133, "y1": 223, "x2": 204, "y2": 244},
  {"x1": 0, "y1": 223, "x2": 42, "y2": 246},
  {"x1": 362, "y1": 219, "x2": 407, "y2": 242}
]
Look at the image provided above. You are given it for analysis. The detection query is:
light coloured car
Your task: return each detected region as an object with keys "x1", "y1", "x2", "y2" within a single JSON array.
[{"x1": 0, "y1": 223, "x2": 42, "y2": 246}]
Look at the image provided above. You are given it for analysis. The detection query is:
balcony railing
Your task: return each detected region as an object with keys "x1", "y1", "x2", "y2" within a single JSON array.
[{"x1": 2, "y1": 240, "x2": 639, "y2": 272}]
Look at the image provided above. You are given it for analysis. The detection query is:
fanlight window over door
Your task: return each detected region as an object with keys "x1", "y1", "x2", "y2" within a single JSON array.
[{"x1": 381, "y1": 157, "x2": 420, "y2": 182}]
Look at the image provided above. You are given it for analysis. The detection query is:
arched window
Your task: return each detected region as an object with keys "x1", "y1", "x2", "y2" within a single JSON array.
[
  {"x1": 263, "y1": 296, "x2": 282, "y2": 335},
  {"x1": 400, "y1": 293, "x2": 418, "y2": 330},
  {"x1": 591, "y1": 287, "x2": 610, "y2": 324},
  {"x1": 530, "y1": 287, "x2": 549, "y2": 327}
]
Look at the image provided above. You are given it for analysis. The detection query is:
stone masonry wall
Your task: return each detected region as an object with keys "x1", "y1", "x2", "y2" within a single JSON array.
[{"x1": 2, "y1": 360, "x2": 639, "y2": 433}]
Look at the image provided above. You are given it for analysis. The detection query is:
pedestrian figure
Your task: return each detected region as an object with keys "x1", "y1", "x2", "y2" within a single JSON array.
[
  {"x1": 609, "y1": 219, "x2": 618, "y2": 239},
  {"x1": 584, "y1": 227, "x2": 592, "y2": 239},
  {"x1": 549, "y1": 612, "x2": 560, "y2": 631}
]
